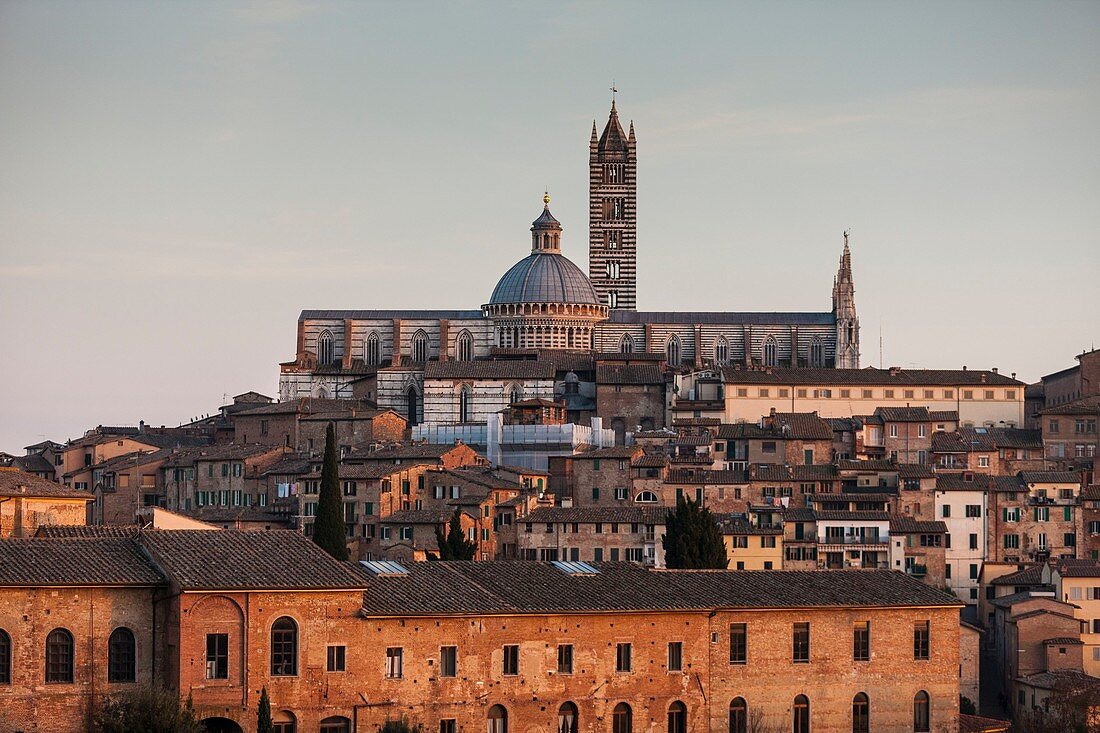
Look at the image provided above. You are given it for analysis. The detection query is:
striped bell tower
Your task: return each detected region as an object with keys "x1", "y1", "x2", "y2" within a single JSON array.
[{"x1": 589, "y1": 97, "x2": 637, "y2": 311}]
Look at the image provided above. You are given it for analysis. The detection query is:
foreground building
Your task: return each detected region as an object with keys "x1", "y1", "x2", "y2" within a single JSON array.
[{"x1": 0, "y1": 529, "x2": 966, "y2": 733}]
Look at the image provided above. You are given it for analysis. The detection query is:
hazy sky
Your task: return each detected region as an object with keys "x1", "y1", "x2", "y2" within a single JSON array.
[{"x1": 1, "y1": 1, "x2": 1098, "y2": 452}]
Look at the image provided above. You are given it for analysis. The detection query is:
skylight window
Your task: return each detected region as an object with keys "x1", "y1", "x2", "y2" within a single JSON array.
[
  {"x1": 360, "y1": 560, "x2": 409, "y2": 577},
  {"x1": 551, "y1": 560, "x2": 600, "y2": 576}
]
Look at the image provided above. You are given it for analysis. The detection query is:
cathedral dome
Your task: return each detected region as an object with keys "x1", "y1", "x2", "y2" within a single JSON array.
[
  {"x1": 488, "y1": 195, "x2": 601, "y2": 306},
  {"x1": 489, "y1": 252, "x2": 601, "y2": 305}
]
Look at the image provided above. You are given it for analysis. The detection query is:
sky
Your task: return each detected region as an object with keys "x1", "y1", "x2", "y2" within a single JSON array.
[{"x1": 1, "y1": 0, "x2": 1098, "y2": 452}]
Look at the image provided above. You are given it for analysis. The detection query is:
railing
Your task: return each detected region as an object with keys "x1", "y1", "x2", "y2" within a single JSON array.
[{"x1": 820, "y1": 535, "x2": 886, "y2": 546}]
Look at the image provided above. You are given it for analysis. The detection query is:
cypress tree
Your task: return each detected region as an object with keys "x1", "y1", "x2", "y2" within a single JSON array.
[
  {"x1": 432, "y1": 509, "x2": 478, "y2": 560},
  {"x1": 257, "y1": 687, "x2": 273, "y2": 733},
  {"x1": 662, "y1": 497, "x2": 728, "y2": 569},
  {"x1": 313, "y1": 422, "x2": 348, "y2": 560}
]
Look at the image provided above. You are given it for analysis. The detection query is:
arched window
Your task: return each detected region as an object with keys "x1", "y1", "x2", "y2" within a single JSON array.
[
  {"x1": 271, "y1": 617, "x2": 298, "y2": 676},
  {"x1": 620, "y1": 334, "x2": 634, "y2": 354},
  {"x1": 459, "y1": 386, "x2": 473, "y2": 423},
  {"x1": 763, "y1": 336, "x2": 778, "y2": 367},
  {"x1": 667, "y1": 701, "x2": 687, "y2": 733},
  {"x1": 508, "y1": 385, "x2": 522, "y2": 405},
  {"x1": 635, "y1": 491, "x2": 658, "y2": 504},
  {"x1": 852, "y1": 692, "x2": 868, "y2": 733},
  {"x1": 666, "y1": 336, "x2": 681, "y2": 367},
  {"x1": 317, "y1": 330, "x2": 334, "y2": 365},
  {"x1": 613, "y1": 703, "x2": 632, "y2": 733},
  {"x1": 412, "y1": 330, "x2": 429, "y2": 363},
  {"x1": 366, "y1": 332, "x2": 381, "y2": 366},
  {"x1": 729, "y1": 698, "x2": 747, "y2": 733},
  {"x1": 793, "y1": 695, "x2": 809, "y2": 733},
  {"x1": 406, "y1": 386, "x2": 419, "y2": 426},
  {"x1": 608, "y1": 291, "x2": 619, "y2": 309},
  {"x1": 913, "y1": 691, "x2": 930, "y2": 732},
  {"x1": 45, "y1": 628, "x2": 74, "y2": 683},
  {"x1": 456, "y1": 331, "x2": 473, "y2": 362},
  {"x1": 809, "y1": 338, "x2": 824, "y2": 368},
  {"x1": 273, "y1": 711, "x2": 297, "y2": 733},
  {"x1": 488, "y1": 705, "x2": 508, "y2": 733},
  {"x1": 320, "y1": 717, "x2": 351, "y2": 733},
  {"x1": 0, "y1": 628, "x2": 10, "y2": 684},
  {"x1": 715, "y1": 336, "x2": 729, "y2": 365},
  {"x1": 108, "y1": 627, "x2": 136, "y2": 683},
  {"x1": 557, "y1": 702, "x2": 578, "y2": 733}
]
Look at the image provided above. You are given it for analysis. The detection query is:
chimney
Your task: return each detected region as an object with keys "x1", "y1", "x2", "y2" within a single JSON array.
[
  {"x1": 1011, "y1": 372, "x2": 1016, "y2": 380},
  {"x1": 980, "y1": 373, "x2": 987, "y2": 384},
  {"x1": 889, "y1": 366, "x2": 900, "y2": 377},
  {"x1": 992, "y1": 367, "x2": 998, "y2": 374},
  {"x1": 963, "y1": 366, "x2": 967, "y2": 371}
]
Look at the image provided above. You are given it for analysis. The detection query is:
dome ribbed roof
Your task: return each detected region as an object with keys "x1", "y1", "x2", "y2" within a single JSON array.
[{"x1": 489, "y1": 253, "x2": 601, "y2": 305}]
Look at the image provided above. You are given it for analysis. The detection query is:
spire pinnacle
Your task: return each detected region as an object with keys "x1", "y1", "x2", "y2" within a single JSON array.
[{"x1": 543, "y1": 191, "x2": 551, "y2": 207}]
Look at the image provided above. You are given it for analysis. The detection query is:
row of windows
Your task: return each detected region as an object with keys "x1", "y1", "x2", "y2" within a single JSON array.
[
  {"x1": 731, "y1": 386, "x2": 1016, "y2": 400},
  {"x1": 1047, "y1": 418, "x2": 1098, "y2": 434},
  {"x1": 316, "y1": 329, "x2": 477, "y2": 366},
  {"x1": 525, "y1": 521, "x2": 656, "y2": 534},
  {"x1": 0, "y1": 627, "x2": 136, "y2": 685},
  {"x1": 727, "y1": 621, "x2": 930, "y2": 664},
  {"x1": 415, "y1": 692, "x2": 934, "y2": 733}
]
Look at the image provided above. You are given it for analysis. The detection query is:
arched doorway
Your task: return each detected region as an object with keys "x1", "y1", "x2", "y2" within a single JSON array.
[{"x1": 203, "y1": 718, "x2": 244, "y2": 733}]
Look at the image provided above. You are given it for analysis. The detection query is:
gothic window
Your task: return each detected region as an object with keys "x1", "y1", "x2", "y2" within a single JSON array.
[
  {"x1": 715, "y1": 336, "x2": 729, "y2": 365},
  {"x1": 605, "y1": 164, "x2": 622, "y2": 184},
  {"x1": 606, "y1": 261, "x2": 620, "y2": 279},
  {"x1": 852, "y1": 693, "x2": 869, "y2": 733},
  {"x1": 913, "y1": 691, "x2": 930, "y2": 732},
  {"x1": 509, "y1": 385, "x2": 522, "y2": 404},
  {"x1": 108, "y1": 627, "x2": 136, "y2": 683},
  {"x1": 809, "y1": 338, "x2": 824, "y2": 368},
  {"x1": 607, "y1": 230, "x2": 620, "y2": 249},
  {"x1": 366, "y1": 332, "x2": 381, "y2": 366},
  {"x1": 612, "y1": 703, "x2": 632, "y2": 733},
  {"x1": 459, "y1": 386, "x2": 473, "y2": 423},
  {"x1": 317, "y1": 330, "x2": 334, "y2": 365},
  {"x1": 557, "y1": 702, "x2": 578, "y2": 733},
  {"x1": 456, "y1": 330, "x2": 473, "y2": 362},
  {"x1": 847, "y1": 323, "x2": 854, "y2": 342},
  {"x1": 406, "y1": 386, "x2": 419, "y2": 426},
  {"x1": 271, "y1": 617, "x2": 298, "y2": 676},
  {"x1": 729, "y1": 698, "x2": 747, "y2": 733},
  {"x1": 608, "y1": 291, "x2": 619, "y2": 309},
  {"x1": 620, "y1": 334, "x2": 634, "y2": 354},
  {"x1": 792, "y1": 695, "x2": 810, "y2": 733},
  {"x1": 666, "y1": 335, "x2": 681, "y2": 366},
  {"x1": 0, "y1": 628, "x2": 10, "y2": 684},
  {"x1": 45, "y1": 628, "x2": 74, "y2": 683},
  {"x1": 488, "y1": 705, "x2": 508, "y2": 733},
  {"x1": 412, "y1": 330, "x2": 429, "y2": 363},
  {"x1": 763, "y1": 336, "x2": 778, "y2": 367},
  {"x1": 667, "y1": 701, "x2": 687, "y2": 733}
]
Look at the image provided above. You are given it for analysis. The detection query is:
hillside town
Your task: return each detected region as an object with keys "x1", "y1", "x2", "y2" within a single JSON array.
[{"x1": 2, "y1": 74, "x2": 1097, "y2": 733}]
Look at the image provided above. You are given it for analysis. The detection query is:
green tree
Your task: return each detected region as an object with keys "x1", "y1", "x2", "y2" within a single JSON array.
[
  {"x1": 92, "y1": 685, "x2": 204, "y2": 733},
  {"x1": 662, "y1": 497, "x2": 729, "y2": 569},
  {"x1": 313, "y1": 422, "x2": 348, "y2": 561},
  {"x1": 257, "y1": 687, "x2": 273, "y2": 733},
  {"x1": 431, "y1": 509, "x2": 478, "y2": 560}
]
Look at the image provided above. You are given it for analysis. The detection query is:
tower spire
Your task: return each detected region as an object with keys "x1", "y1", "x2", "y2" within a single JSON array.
[
  {"x1": 590, "y1": 94, "x2": 637, "y2": 311},
  {"x1": 832, "y1": 230, "x2": 859, "y2": 368}
]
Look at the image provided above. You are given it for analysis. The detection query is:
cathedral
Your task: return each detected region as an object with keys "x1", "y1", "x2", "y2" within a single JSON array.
[{"x1": 279, "y1": 100, "x2": 860, "y2": 424}]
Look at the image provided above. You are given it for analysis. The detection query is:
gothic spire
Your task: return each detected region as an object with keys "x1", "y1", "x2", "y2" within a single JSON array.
[{"x1": 598, "y1": 99, "x2": 628, "y2": 152}]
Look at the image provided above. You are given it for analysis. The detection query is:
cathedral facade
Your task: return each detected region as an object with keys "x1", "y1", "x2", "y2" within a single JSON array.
[{"x1": 279, "y1": 101, "x2": 860, "y2": 422}]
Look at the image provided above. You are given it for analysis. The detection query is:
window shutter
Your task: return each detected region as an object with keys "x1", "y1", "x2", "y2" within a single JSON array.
[{"x1": 1065, "y1": 507, "x2": 1072, "y2": 521}]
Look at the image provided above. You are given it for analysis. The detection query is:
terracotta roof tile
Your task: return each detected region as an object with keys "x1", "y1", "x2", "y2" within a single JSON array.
[
  {"x1": 0, "y1": 469, "x2": 93, "y2": 499},
  {"x1": 0, "y1": 538, "x2": 163, "y2": 586}
]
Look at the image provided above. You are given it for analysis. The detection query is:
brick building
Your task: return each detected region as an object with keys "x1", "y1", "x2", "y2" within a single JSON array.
[
  {"x1": 517, "y1": 506, "x2": 667, "y2": 565},
  {"x1": 0, "y1": 469, "x2": 93, "y2": 538},
  {"x1": 0, "y1": 530, "x2": 966, "y2": 733},
  {"x1": 231, "y1": 398, "x2": 406, "y2": 451}
]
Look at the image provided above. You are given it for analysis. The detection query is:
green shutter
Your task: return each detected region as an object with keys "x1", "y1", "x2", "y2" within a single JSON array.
[{"x1": 1065, "y1": 507, "x2": 1072, "y2": 521}]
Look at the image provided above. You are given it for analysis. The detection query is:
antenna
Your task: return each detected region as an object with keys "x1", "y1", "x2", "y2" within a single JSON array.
[{"x1": 878, "y1": 322, "x2": 883, "y2": 370}]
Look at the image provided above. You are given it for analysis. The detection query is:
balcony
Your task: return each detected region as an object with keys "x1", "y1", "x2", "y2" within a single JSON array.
[{"x1": 820, "y1": 535, "x2": 886, "y2": 547}]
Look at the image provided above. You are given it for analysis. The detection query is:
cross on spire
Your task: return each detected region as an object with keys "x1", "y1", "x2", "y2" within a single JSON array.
[{"x1": 610, "y1": 81, "x2": 618, "y2": 103}]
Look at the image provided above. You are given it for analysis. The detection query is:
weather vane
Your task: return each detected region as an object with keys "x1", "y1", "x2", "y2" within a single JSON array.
[{"x1": 610, "y1": 81, "x2": 618, "y2": 102}]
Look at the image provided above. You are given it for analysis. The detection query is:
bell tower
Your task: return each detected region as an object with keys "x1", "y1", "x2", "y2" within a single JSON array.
[
  {"x1": 833, "y1": 230, "x2": 860, "y2": 368},
  {"x1": 589, "y1": 95, "x2": 637, "y2": 311}
]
